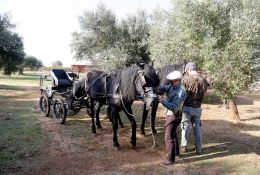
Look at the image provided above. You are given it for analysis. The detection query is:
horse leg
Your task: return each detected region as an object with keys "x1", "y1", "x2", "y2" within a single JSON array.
[
  {"x1": 95, "y1": 102, "x2": 102, "y2": 129},
  {"x1": 123, "y1": 106, "x2": 137, "y2": 148},
  {"x1": 90, "y1": 98, "x2": 96, "y2": 134},
  {"x1": 118, "y1": 115, "x2": 124, "y2": 128},
  {"x1": 141, "y1": 103, "x2": 148, "y2": 135},
  {"x1": 107, "y1": 106, "x2": 112, "y2": 122},
  {"x1": 108, "y1": 106, "x2": 124, "y2": 128},
  {"x1": 151, "y1": 100, "x2": 159, "y2": 134},
  {"x1": 111, "y1": 106, "x2": 120, "y2": 147}
]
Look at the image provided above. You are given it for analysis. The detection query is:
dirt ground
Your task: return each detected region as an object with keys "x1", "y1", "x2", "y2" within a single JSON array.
[{"x1": 2, "y1": 87, "x2": 260, "y2": 175}]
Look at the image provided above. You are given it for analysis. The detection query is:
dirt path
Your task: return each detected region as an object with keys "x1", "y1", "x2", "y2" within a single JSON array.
[{"x1": 19, "y1": 87, "x2": 260, "y2": 174}]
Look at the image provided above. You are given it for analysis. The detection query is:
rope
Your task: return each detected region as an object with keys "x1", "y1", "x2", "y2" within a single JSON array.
[
  {"x1": 119, "y1": 86, "x2": 144, "y2": 117},
  {"x1": 119, "y1": 87, "x2": 156, "y2": 149}
]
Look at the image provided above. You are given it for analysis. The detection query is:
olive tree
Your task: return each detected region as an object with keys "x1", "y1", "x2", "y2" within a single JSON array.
[
  {"x1": 0, "y1": 13, "x2": 25, "y2": 75},
  {"x1": 149, "y1": 0, "x2": 260, "y2": 120}
]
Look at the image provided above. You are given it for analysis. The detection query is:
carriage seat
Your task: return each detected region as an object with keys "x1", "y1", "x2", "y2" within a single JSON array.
[{"x1": 51, "y1": 69, "x2": 73, "y2": 87}]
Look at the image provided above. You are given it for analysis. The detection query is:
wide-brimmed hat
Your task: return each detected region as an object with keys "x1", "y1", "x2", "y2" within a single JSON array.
[{"x1": 166, "y1": 71, "x2": 182, "y2": 80}]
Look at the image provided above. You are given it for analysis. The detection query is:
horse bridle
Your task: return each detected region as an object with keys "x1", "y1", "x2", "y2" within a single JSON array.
[{"x1": 135, "y1": 70, "x2": 157, "y2": 99}]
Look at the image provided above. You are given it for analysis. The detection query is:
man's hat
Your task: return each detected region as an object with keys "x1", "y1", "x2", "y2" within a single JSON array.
[
  {"x1": 185, "y1": 62, "x2": 196, "y2": 70},
  {"x1": 166, "y1": 71, "x2": 182, "y2": 80}
]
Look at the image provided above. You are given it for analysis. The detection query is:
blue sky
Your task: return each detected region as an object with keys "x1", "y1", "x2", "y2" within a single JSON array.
[{"x1": 0, "y1": 0, "x2": 171, "y2": 66}]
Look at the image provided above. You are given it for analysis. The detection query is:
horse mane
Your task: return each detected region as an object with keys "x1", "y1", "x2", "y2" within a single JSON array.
[
  {"x1": 157, "y1": 63, "x2": 186, "y2": 84},
  {"x1": 115, "y1": 64, "x2": 159, "y2": 102},
  {"x1": 74, "y1": 75, "x2": 86, "y2": 90},
  {"x1": 143, "y1": 64, "x2": 160, "y2": 87},
  {"x1": 116, "y1": 65, "x2": 139, "y2": 102}
]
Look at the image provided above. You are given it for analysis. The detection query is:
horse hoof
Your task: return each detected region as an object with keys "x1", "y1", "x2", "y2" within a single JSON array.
[
  {"x1": 130, "y1": 140, "x2": 136, "y2": 147},
  {"x1": 97, "y1": 125, "x2": 102, "y2": 129},
  {"x1": 92, "y1": 133, "x2": 97, "y2": 137},
  {"x1": 152, "y1": 129, "x2": 157, "y2": 134},
  {"x1": 114, "y1": 142, "x2": 120, "y2": 147},
  {"x1": 87, "y1": 109, "x2": 91, "y2": 116}
]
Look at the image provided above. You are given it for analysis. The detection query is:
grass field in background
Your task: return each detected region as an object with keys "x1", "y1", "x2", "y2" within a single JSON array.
[{"x1": 0, "y1": 72, "x2": 51, "y2": 87}]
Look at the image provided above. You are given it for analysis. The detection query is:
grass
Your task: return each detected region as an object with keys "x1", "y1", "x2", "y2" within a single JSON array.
[
  {"x1": 0, "y1": 72, "x2": 51, "y2": 87},
  {"x1": 0, "y1": 83, "x2": 47, "y2": 174}
]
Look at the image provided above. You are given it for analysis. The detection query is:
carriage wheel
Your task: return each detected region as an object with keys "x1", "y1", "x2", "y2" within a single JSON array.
[
  {"x1": 39, "y1": 93, "x2": 50, "y2": 117},
  {"x1": 52, "y1": 97, "x2": 67, "y2": 124}
]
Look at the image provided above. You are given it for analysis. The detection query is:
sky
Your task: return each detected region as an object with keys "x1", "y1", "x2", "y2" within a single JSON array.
[{"x1": 0, "y1": 0, "x2": 171, "y2": 67}]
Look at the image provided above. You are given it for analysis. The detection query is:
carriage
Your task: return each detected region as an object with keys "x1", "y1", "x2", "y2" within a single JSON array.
[{"x1": 39, "y1": 69, "x2": 88, "y2": 124}]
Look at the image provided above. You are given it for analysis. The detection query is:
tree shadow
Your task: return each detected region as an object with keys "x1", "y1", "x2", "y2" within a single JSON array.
[
  {"x1": 177, "y1": 119, "x2": 260, "y2": 164},
  {"x1": 235, "y1": 96, "x2": 254, "y2": 105},
  {"x1": 240, "y1": 116, "x2": 260, "y2": 121}
]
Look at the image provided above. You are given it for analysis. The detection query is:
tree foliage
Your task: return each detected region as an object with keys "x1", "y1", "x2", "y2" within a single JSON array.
[
  {"x1": 117, "y1": 10, "x2": 151, "y2": 66},
  {"x1": 0, "y1": 13, "x2": 25, "y2": 75},
  {"x1": 52, "y1": 60, "x2": 63, "y2": 67},
  {"x1": 71, "y1": 3, "x2": 151, "y2": 70},
  {"x1": 149, "y1": 7, "x2": 172, "y2": 68},
  {"x1": 71, "y1": 3, "x2": 118, "y2": 66},
  {"x1": 24, "y1": 55, "x2": 43, "y2": 70},
  {"x1": 148, "y1": 0, "x2": 260, "y2": 119}
]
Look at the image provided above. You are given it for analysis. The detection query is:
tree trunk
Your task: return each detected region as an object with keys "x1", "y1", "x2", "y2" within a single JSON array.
[
  {"x1": 229, "y1": 99, "x2": 240, "y2": 121},
  {"x1": 19, "y1": 68, "x2": 24, "y2": 75}
]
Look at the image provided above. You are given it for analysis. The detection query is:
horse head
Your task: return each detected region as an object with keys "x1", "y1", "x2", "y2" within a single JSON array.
[{"x1": 135, "y1": 63, "x2": 160, "y2": 110}]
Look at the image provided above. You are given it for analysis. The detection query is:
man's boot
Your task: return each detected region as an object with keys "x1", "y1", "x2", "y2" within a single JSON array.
[{"x1": 160, "y1": 140, "x2": 175, "y2": 166}]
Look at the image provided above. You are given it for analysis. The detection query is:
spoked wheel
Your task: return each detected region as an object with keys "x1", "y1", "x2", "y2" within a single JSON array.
[
  {"x1": 39, "y1": 93, "x2": 50, "y2": 117},
  {"x1": 52, "y1": 97, "x2": 67, "y2": 124}
]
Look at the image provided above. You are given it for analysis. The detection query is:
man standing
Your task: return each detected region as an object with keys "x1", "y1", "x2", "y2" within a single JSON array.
[
  {"x1": 157, "y1": 71, "x2": 187, "y2": 165},
  {"x1": 180, "y1": 62, "x2": 208, "y2": 154}
]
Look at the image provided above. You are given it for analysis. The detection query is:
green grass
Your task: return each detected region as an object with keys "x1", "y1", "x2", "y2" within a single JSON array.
[
  {"x1": 0, "y1": 72, "x2": 51, "y2": 87},
  {"x1": 0, "y1": 86, "x2": 47, "y2": 174}
]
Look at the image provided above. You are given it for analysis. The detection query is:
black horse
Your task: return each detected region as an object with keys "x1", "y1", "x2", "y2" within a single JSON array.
[
  {"x1": 140, "y1": 63, "x2": 188, "y2": 135},
  {"x1": 73, "y1": 63, "x2": 159, "y2": 147},
  {"x1": 73, "y1": 70, "x2": 126, "y2": 133}
]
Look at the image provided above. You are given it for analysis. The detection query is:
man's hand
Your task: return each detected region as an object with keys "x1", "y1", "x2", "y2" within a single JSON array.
[{"x1": 157, "y1": 95, "x2": 163, "y2": 102}]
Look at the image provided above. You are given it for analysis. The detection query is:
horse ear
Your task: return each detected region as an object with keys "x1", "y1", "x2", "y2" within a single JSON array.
[
  {"x1": 149, "y1": 60, "x2": 155, "y2": 67},
  {"x1": 136, "y1": 62, "x2": 145, "y2": 69}
]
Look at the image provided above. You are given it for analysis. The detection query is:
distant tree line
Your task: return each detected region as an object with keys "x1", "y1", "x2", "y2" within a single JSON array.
[
  {"x1": 0, "y1": 14, "x2": 43, "y2": 75},
  {"x1": 71, "y1": 0, "x2": 260, "y2": 120}
]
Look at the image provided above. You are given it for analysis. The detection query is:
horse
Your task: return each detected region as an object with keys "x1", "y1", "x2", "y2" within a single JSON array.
[
  {"x1": 73, "y1": 63, "x2": 160, "y2": 147},
  {"x1": 140, "y1": 63, "x2": 188, "y2": 135},
  {"x1": 73, "y1": 70, "x2": 125, "y2": 133}
]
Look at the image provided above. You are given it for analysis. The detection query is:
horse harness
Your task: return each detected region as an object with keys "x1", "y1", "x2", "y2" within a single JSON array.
[{"x1": 82, "y1": 71, "x2": 152, "y2": 101}]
